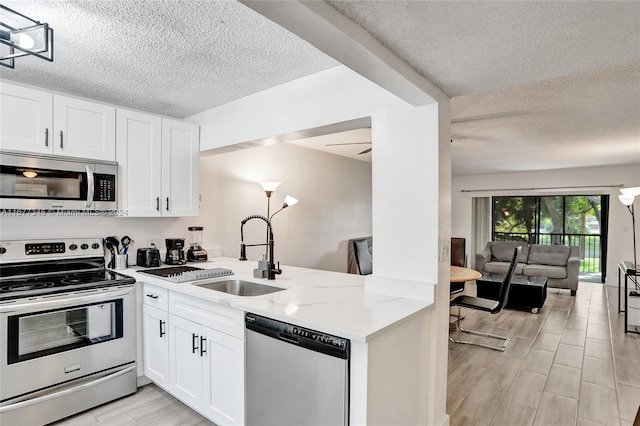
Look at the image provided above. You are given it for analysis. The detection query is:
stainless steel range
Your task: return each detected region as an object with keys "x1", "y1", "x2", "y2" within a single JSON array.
[{"x1": 0, "y1": 238, "x2": 137, "y2": 426}]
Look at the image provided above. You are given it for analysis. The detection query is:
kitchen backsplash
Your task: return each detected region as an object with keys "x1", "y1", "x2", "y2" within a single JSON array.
[{"x1": 0, "y1": 214, "x2": 220, "y2": 258}]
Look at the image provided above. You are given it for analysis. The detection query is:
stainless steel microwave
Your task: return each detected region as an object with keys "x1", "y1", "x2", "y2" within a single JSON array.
[{"x1": 0, "y1": 151, "x2": 118, "y2": 211}]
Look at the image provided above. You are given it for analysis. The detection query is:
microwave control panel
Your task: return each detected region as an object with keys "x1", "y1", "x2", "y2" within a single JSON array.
[{"x1": 94, "y1": 174, "x2": 116, "y2": 201}]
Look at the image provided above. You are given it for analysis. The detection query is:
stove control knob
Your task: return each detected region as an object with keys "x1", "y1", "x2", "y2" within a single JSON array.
[
  {"x1": 80, "y1": 243, "x2": 89, "y2": 250},
  {"x1": 0, "y1": 247, "x2": 6, "y2": 255},
  {"x1": 91, "y1": 243, "x2": 100, "y2": 250},
  {"x1": 69, "y1": 244, "x2": 78, "y2": 251}
]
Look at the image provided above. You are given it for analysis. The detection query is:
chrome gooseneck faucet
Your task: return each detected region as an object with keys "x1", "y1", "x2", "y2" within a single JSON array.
[{"x1": 239, "y1": 214, "x2": 282, "y2": 280}]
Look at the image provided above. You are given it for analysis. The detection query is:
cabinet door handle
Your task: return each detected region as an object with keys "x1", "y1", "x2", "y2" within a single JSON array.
[
  {"x1": 159, "y1": 319, "x2": 166, "y2": 338},
  {"x1": 146, "y1": 293, "x2": 159, "y2": 300},
  {"x1": 200, "y1": 336, "x2": 206, "y2": 357},
  {"x1": 44, "y1": 128, "x2": 49, "y2": 147},
  {"x1": 192, "y1": 333, "x2": 199, "y2": 354},
  {"x1": 59, "y1": 131, "x2": 64, "y2": 149},
  {"x1": 155, "y1": 197, "x2": 160, "y2": 211},
  {"x1": 165, "y1": 197, "x2": 169, "y2": 212}
]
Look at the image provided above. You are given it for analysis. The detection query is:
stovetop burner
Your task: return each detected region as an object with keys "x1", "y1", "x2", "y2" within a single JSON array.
[
  {"x1": 0, "y1": 280, "x2": 55, "y2": 293},
  {"x1": 60, "y1": 272, "x2": 111, "y2": 285},
  {"x1": 0, "y1": 268, "x2": 135, "y2": 301}
]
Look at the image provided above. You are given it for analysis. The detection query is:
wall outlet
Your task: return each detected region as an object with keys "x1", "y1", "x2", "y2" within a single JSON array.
[
  {"x1": 148, "y1": 236, "x2": 162, "y2": 247},
  {"x1": 439, "y1": 239, "x2": 450, "y2": 263}
]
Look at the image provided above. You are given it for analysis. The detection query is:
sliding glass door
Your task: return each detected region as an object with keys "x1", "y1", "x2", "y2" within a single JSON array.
[{"x1": 492, "y1": 195, "x2": 609, "y2": 282}]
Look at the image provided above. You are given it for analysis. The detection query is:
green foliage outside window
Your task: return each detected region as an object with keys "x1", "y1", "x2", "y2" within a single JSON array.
[{"x1": 493, "y1": 195, "x2": 605, "y2": 277}]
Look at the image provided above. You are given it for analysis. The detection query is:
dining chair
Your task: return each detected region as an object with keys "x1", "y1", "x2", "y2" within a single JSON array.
[
  {"x1": 450, "y1": 237, "x2": 466, "y2": 295},
  {"x1": 449, "y1": 246, "x2": 521, "y2": 351}
]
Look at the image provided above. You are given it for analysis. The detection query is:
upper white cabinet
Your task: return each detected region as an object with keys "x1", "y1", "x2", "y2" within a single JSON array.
[
  {"x1": 0, "y1": 83, "x2": 53, "y2": 154},
  {"x1": 117, "y1": 111, "x2": 199, "y2": 217},
  {"x1": 161, "y1": 118, "x2": 199, "y2": 217},
  {"x1": 116, "y1": 109, "x2": 163, "y2": 216},
  {"x1": 53, "y1": 95, "x2": 116, "y2": 160},
  {"x1": 0, "y1": 82, "x2": 116, "y2": 161}
]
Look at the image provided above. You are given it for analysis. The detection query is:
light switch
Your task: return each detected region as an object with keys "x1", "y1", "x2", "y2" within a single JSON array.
[{"x1": 440, "y1": 239, "x2": 450, "y2": 263}]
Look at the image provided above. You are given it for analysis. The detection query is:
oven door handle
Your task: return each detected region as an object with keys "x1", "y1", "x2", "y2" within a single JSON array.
[
  {"x1": 0, "y1": 286, "x2": 135, "y2": 314},
  {"x1": 0, "y1": 365, "x2": 135, "y2": 413}
]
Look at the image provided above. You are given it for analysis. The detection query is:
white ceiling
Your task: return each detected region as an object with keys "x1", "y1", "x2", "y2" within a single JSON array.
[{"x1": 2, "y1": 1, "x2": 638, "y2": 176}]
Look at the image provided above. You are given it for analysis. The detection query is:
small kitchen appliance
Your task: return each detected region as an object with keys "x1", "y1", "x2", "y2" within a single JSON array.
[
  {"x1": 136, "y1": 246, "x2": 161, "y2": 267},
  {"x1": 165, "y1": 238, "x2": 186, "y2": 265},
  {"x1": 0, "y1": 151, "x2": 118, "y2": 211},
  {"x1": 0, "y1": 238, "x2": 137, "y2": 426},
  {"x1": 187, "y1": 226, "x2": 208, "y2": 262}
]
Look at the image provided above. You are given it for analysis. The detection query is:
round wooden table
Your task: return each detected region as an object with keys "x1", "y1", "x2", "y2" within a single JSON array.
[{"x1": 450, "y1": 266, "x2": 481, "y2": 283}]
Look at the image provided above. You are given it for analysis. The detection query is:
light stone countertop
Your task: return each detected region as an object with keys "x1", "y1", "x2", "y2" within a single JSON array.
[{"x1": 121, "y1": 257, "x2": 434, "y2": 342}]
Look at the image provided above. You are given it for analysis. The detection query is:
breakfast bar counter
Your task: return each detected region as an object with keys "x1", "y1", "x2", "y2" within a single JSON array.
[{"x1": 123, "y1": 257, "x2": 434, "y2": 342}]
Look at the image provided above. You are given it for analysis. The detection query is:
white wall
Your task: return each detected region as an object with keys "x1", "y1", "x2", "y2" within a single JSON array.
[
  {"x1": 199, "y1": 141, "x2": 372, "y2": 272},
  {"x1": 190, "y1": 65, "x2": 449, "y2": 425},
  {"x1": 0, "y1": 214, "x2": 203, "y2": 259},
  {"x1": 451, "y1": 163, "x2": 640, "y2": 286}
]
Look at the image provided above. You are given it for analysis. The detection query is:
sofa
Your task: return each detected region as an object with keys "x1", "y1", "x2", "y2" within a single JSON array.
[{"x1": 475, "y1": 241, "x2": 580, "y2": 295}]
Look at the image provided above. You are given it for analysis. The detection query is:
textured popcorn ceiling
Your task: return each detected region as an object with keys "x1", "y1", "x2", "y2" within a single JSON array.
[
  {"x1": 1, "y1": 1, "x2": 638, "y2": 175},
  {"x1": 0, "y1": 0, "x2": 338, "y2": 118},
  {"x1": 326, "y1": 0, "x2": 640, "y2": 175}
]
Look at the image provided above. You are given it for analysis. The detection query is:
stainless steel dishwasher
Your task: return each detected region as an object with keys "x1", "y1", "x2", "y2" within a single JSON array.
[{"x1": 245, "y1": 313, "x2": 350, "y2": 425}]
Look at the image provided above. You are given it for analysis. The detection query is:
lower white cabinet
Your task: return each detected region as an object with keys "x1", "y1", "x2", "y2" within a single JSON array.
[
  {"x1": 202, "y1": 326, "x2": 245, "y2": 424},
  {"x1": 142, "y1": 304, "x2": 169, "y2": 389},
  {"x1": 142, "y1": 284, "x2": 244, "y2": 425}
]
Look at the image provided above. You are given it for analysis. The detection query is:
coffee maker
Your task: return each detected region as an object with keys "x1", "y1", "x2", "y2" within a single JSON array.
[{"x1": 165, "y1": 238, "x2": 186, "y2": 265}]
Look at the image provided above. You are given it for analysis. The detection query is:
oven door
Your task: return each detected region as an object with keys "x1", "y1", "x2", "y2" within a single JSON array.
[{"x1": 0, "y1": 285, "x2": 136, "y2": 401}]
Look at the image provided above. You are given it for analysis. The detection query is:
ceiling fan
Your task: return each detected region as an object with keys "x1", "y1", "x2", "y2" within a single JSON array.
[{"x1": 325, "y1": 142, "x2": 372, "y2": 155}]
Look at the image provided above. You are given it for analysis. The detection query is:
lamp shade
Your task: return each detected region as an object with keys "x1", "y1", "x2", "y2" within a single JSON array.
[
  {"x1": 619, "y1": 194, "x2": 635, "y2": 206},
  {"x1": 259, "y1": 181, "x2": 281, "y2": 193},
  {"x1": 283, "y1": 195, "x2": 298, "y2": 208},
  {"x1": 620, "y1": 186, "x2": 640, "y2": 197}
]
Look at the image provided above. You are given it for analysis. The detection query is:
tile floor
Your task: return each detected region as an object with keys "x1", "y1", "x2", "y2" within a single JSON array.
[{"x1": 447, "y1": 281, "x2": 640, "y2": 426}]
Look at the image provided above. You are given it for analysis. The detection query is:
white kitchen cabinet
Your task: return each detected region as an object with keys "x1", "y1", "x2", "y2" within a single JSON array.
[
  {"x1": 116, "y1": 111, "x2": 199, "y2": 217},
  {"x1": 141, "y1": 288, "x2": 244, "y2": 426},
  {"x1": 116, "y1": 109, "x2": 163, "y2": 216},
  {"x1": 161, "y1": 118, "x2": 199, "y2": 217},
  {"x1": 0, "y1": 82, "x2": 53, "y2": 154},
  {"x1": 169, "y1": 314, "x2": 205, "y2": 407},
  {"x1": 142, "y1": 304, "x2": 169, "y2": 389},
  {"x1": 202, "y1": 326, "x2": 245, "y2": 425},
  {"x1": 53, "y1": 95, "x2": 116, "y2": 161},
  {"x1": 168, "y1": 315, "x2": 245, "y2": 426},
  {"x1": 0, "y1": 82, "x2": 115, "y2": 161},
  {"x1": 141, "y1": 284, "x2": 169, "y2": 387}
]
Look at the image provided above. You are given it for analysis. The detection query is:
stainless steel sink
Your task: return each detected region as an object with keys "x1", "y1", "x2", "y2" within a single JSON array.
[{"x1": 193, "y1": 279, "x2": 285, "y2": 296}]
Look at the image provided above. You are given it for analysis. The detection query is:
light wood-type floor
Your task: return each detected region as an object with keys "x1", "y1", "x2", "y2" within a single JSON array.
[
  {"x1": 448, "y1": 281, "x2": 640, "y2": 426},
  {"x1": 53, "y1": 383, "x2": 214, "y2": 426}
]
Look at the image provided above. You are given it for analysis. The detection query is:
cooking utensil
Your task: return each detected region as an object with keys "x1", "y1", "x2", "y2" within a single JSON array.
[
  {"x1": 104, "y1": 238, "x2": 115, "y2": 268},
  {"x1": 121, "y1": 236, "x2": 131, "y2": 254},
  {"x1": 110, "y1": 236, "x2": 120, "y2": 255}
]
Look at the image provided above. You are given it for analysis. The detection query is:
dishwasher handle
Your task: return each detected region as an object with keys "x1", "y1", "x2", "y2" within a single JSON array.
[{"x1": 278, "y1": 333, "x2": 299, "y2": 345}]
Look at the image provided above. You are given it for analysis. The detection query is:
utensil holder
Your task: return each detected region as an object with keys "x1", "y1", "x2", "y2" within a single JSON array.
[{"x1": 115, "y1": 254, "x2": 128, "y2": 270}]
